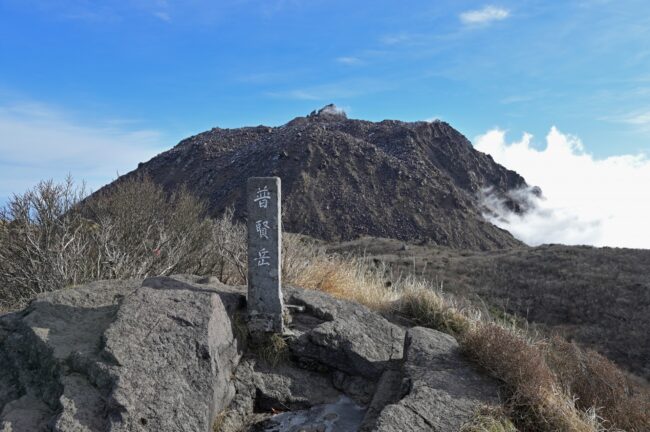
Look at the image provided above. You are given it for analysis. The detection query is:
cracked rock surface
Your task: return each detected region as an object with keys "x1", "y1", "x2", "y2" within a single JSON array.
[{"x1": 373, "y1": 327, "x2": 501, "y2": 431}]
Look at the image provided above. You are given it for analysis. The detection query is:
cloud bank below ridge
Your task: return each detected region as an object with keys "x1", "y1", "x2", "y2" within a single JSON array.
[{"x1": 475, "y1": 127, "x2": 650, "y2": 249}]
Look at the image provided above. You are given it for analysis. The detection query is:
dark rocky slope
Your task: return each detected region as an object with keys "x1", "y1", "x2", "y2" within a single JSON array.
[{"x1": 102, "y1": 105, "x2": 530, "y2": 250}]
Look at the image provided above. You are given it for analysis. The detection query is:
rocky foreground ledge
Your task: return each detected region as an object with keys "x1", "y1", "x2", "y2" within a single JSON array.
[{"x1": 0, "y1": 276, "x2": 501, "y2": 431}]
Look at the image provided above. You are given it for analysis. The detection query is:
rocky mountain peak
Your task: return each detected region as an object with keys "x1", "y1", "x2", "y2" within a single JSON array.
[{"x1": 96, "y1": 109, "x2": 533, "y2": 250}]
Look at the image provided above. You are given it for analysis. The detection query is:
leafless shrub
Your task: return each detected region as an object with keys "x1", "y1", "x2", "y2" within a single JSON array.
[
  {"x1": 0, "y1": 176, "x2": 248, "y2": 310},
  {"x1": 86, "y1": 176, "x2": 213, "y2": 279},
  {"x1": 0, "y1": 177, "x2": 94, "y2": 309},
  {"x1": 205, "y1": 207, "x2": 247, "y2": 284}
]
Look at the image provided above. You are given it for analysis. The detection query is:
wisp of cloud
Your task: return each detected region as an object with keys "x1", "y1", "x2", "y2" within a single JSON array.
[
  {"x1": 460, "y1": 5, "x2": 510, "y2": 25},
  {"x1": 475, "y1": 127, "x2": 650, "y2": 249},
  {"x1": 0, "y1": 101, "x2": 166, "y2": 202}
]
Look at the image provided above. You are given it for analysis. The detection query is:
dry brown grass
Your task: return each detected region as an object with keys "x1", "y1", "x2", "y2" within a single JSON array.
[
  {"x1": 254, "y1": 333, "x2": 289, "y2": 367},
  {"x1": 461, "y1": 323, "x2": 599, "y2": 432},
  {"x1": 547, "y1": 337, "x2": 650, "y2": 432},
  {"x1": 212, "y1": 409, "x2": 229, "y2": 432},
  {"x1": 284, "y1": 240, "x2": 400, "y2": 310},
  {"x1": 397, "y1": 282, "x2": 473, "y2": 335},
  {"x1": 460, "y1": 405, "x2": 519, "y2": 432},
  {"x1": 284, "y1": 237, "x2": 481, "y2": 331},
  {"x1": 360, "y1": 240, "x2": 650, "y2": 386}
]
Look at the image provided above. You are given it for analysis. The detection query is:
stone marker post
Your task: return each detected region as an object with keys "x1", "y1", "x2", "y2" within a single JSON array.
[{"x1": 247, "y1": 177, "x2": 284, "y2": 335}]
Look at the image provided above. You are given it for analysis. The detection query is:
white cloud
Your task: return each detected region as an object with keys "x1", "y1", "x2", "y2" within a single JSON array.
[
  {"x1": 475, "y1": 127, "x2": 650, "y2": 249},
  {"x1": 266, "y1": 89, "x2": 322, "y2": 100},
  {"x1": 618, "y1": 110, "x2": 650, "y2": 125},
  {"x1": 153, "y1": 11, "x2": 171, "y2": 22},
  {"x1": 460, "y1": 5, "x2": 510, "y2": 25},
  {"x1": 336, "y1": 56, "x2": 362, "y2": 65},
  {"x1": 152, "y1": 0, "x2": 171, "y2": 22},
  {"x1": 0, "y1": 101, "x2": 166, "y2": 201},
  {"x1": 380, "y1": 33, "x2": 412, "y2": 45}
]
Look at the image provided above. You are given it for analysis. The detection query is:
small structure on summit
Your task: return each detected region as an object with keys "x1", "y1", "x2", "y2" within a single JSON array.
[
  {"x1": 246, "y1": 177, "x2": 284, "y2": 335},
  {"x1": 308, "y1": 103, "x2": 347, "y2": 118}
]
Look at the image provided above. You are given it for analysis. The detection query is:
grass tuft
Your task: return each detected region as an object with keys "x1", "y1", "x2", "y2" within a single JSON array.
[
  {"x1": 287, "y1": 250, "x2": 400, "y2": 311},
  {"x1": 397, "y1": 282, "x2": 472, "y2": 335},
  {"x1": 212, "y1": 409, "x2": 229, "y2": 432},
  {"x1": 460, "y1": 405, "x2": 519, "y2": 432},
  {"x1": 253, "y1": 333, "x2": 288, "y2": 367}
]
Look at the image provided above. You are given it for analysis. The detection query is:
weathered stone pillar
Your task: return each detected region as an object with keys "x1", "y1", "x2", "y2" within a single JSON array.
[{"x1": 247, "y1": 177, "x2": 284, "y2": 334}]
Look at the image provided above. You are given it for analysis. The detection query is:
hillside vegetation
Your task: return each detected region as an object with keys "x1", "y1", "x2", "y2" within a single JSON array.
[
  {"x1": 1, "y1": 178, "x2": 648, "y2": 432},
  {"x1": 328, "y1": 238, "x2": 650, "y2": 382}
]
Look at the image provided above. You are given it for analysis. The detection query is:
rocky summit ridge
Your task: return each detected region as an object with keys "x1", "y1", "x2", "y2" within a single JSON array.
[
  {"x1": 0, "y1": 276, "x2": 500, "y2": 431},
  {"x1": 105, "y1": 105, "x2": 531, "y2": 250}
]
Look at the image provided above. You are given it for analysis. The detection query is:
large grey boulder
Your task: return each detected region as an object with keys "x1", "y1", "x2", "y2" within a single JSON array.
[
  {"x1": 0, "y1": 276, "x2": 243, "y2": 432},
  {"x1": 373, "y1": 327, "x2": 501, "y2": 431}
]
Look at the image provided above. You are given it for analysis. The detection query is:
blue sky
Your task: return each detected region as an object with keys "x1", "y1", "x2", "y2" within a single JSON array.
[{"x1": 1, "y1": 0, "x2": 650, "y2": 247}]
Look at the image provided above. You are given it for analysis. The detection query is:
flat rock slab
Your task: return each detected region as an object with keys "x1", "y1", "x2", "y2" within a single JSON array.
[
  {"x1": 253, "y1": 395, "x2": 366, "y2": 432},
  {"x1": 285, "y1": 287, "x2": 405, "y2": 380},
  {"x1": 0, "y1": 276, "x2": 243, "y2": 432},
  {"x1": 217, "y1": 356, "x2": 348, "y2": 432},
  {"x1": 249, "y1": 361, "x2": 343, "y2": 411},
  {"x1": 374, "y1": 327, "x2": 501, "y2": 432}
]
